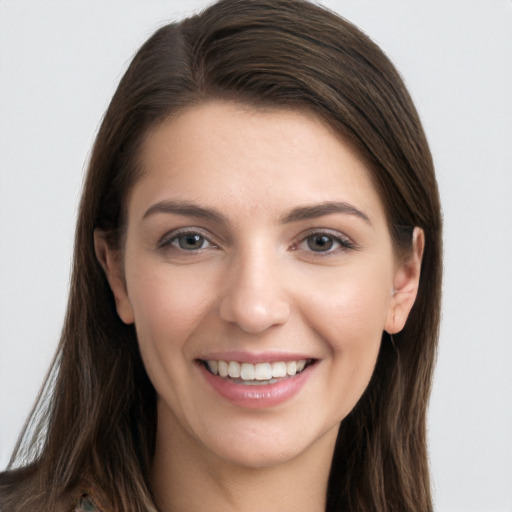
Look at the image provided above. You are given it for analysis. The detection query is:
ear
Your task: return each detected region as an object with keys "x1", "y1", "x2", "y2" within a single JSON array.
[
  {"x1": 385, "y1": 227, "x2": 424, "y2": 335},
  {"x1": 94, "y1": 229, "x2": 134, "y2": 325}
]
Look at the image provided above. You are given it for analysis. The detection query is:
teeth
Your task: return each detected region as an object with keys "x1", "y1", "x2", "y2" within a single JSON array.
[
  {"x1": 240, "y1": 363, "x2": 255, "y2": 380},
  {"x1": 208, "y1": 360, "x2": 218, "y2": 375},
  {"x1": 205, "y1": 359, "x2": 309, "y2": 381},
  {"x1": 218, "y1": 360, "x2": 228, "y2": 377},
  {"x1": 255, "y1": 363, "x2": 272, "y2": 381},
  {"x1": 286, "y1": 361, "x2": 297, "y2": 376},
  {"x1": 271, "y1": 361, "x2": 287, "y2": 378},
  {"x1": 228, "y1": 361, "x2": 241, "y2": 378}
]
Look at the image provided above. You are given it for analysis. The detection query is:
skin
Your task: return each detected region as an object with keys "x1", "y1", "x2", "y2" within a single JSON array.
[{"x1": 95, "y1": 101, "x2": 423, "y2": 512}]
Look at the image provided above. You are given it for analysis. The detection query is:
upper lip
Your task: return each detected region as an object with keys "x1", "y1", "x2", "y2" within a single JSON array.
[{"x1": 197, "y1": 351, "x2": 318, "y2": 364}]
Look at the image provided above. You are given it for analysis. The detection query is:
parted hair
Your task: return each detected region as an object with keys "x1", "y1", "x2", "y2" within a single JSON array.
[{"x1": 0, "y1": 1, "x2": 442, "y2": 511}]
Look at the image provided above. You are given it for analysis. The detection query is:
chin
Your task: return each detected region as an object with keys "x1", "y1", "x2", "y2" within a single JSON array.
[{"x1": 195, "y1": 416, "x2": 341, "y2": 471}]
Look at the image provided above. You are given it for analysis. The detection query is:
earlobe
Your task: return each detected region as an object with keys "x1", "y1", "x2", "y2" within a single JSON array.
[
  {"x1": 93, "y1": 229, "x2": 135, "y2": 325},
  {"x1": 385, "y1": 227, "x2": 424, "y2": 335}
]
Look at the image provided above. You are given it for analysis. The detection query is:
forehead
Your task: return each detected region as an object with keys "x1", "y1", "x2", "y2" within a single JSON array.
[{"x1": 129, "y1": 101, "x2": 386, "y2": 225}]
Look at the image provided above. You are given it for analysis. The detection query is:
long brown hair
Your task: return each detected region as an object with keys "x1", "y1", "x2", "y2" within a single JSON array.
[{"x1": 0, "y1": 1, "x2": 442, "y2": 510}]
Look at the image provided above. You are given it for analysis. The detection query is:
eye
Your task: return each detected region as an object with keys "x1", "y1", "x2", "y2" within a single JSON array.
[
  {"x1": 306, "y1": 234, "x2": 336, "y2": 252},
  {"x1": 173, "y1": 233, "x2": 210, "y2": 251},
  {"x1": 293, "y1": 230, "x2": 356, "y2": 255},
  {"x1": 158, "y1": 230, "x2": 216, "y2": 252}
]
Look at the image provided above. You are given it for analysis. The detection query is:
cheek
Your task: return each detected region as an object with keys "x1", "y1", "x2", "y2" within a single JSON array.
[
  {"x1": 308, "y1": 283, "x2": 386, "y2": 364},
  {"x1": 126, "y1": 261, "x2": 218, "y2": 357},
  {"x1": 303, "y1": 262, "x2": 393, "y2": 347},
  {"x1": 125, "y1": 262, "x2": 222, "y2": 411},
  {"x1": 300, "y1": 265, "x2": 392, "y2": 413}
]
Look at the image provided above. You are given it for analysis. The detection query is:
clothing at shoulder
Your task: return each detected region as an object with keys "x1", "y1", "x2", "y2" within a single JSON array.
[
  {"x1": 68, "y1": 479, "x2": 112, "y2": 512},
  {"x1": 73, "y1": 494, "x2": 101, "y2": 511},
  {"x1": 69, "y1": 482, "x2": 112, "y2": 512},
  {"x1": 72, "y1": 492, "x2": 114, "y2": 512}
]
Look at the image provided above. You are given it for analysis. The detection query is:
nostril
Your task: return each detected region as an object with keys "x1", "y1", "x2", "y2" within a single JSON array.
[{"x1": 218, "y1": 292, "x2": 290, "y2": 333}]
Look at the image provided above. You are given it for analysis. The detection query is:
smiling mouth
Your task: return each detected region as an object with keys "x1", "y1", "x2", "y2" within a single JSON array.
[{"x1": 198, "y1": 358, "x2": 315, "y2": 385}]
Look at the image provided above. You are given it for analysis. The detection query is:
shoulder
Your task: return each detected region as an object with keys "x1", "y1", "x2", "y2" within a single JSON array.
[
  {"x1": 72, "y1": 494, "x2": 103, "y2": 512},
  {"x1": 69, "y1": 484, "x2": 111, "y2": 512},
  {"x1": 1, "y1": 467, "x2": 111, "y2": 512}
]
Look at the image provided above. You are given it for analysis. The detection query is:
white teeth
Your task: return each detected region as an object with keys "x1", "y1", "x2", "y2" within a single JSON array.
[
  {"x1": 228, "y1": 361, "x2": 241, "y2": 378},
  {"x1": 207, "y1": 360, "x2": 218, "y2": 375},
  {"x1": 286, "y1": 361, "x2": 297, "y2": 376},
  {"x1": 240, "y1": 363, "x2": 255, "y2": 380},
  {"x1": 255, "y1": 363, "x2": 272, "y2": 381},
  {"x1": 271, "y1": 361, "x2": 287, "y2": 378},
  {"x1": 205, "y1": 359, "x2": 309, "y2": 381},
  {"x1": 218, "y1": 360, "x2": 229, "y2": 377}
]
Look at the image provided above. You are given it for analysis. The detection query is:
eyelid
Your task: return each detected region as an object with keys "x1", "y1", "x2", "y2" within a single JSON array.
[
  {"x1": 157, "y1": 227, "x2": 218, "y2": 250},
  {"x1": 156, "y1": 226, "x2": 356, "y2": 254},
  {"x1": 292, "y1": 228, "x2": 357, "y2": 254}
]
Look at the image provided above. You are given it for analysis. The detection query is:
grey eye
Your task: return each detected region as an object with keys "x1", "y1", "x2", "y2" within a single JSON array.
[
  {"x1": 306, "y1": 234, "x2": 335, "y2": 252},
  {"x1": 175, "y1": 233, "x2": 208, "y2": 250}
]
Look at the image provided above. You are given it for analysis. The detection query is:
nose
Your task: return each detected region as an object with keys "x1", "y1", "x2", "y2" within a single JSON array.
[{"x1": 218, "y1": 248, "x2": 291, "y2": 334}]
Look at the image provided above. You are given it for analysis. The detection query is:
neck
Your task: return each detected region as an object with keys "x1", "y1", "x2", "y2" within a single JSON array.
[{"x1": 151, "y1": 405, "x2": 338, "y2": 512}]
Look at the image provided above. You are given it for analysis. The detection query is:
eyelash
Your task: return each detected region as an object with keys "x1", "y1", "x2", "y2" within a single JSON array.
[
  {"x1": 157, "y1": 228, "x2": 217, "y2": 252},
  {"x1": 157, "y1": 228, "x2": 356, "y2": 255},
  {"x1": 292, "y1": 229, "x2": 356, "y2": 255}
]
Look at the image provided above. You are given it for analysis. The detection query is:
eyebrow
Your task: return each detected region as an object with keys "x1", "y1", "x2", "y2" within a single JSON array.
[
  {"x1": 280, "y1": 201, "x2": 371, "y2": 224},
  {"x1": 142, "y1": 199, "x2": 370, "y2": 225},
  {"x1": 143, "y1": 200, "x2": 228, "y2": 224}
]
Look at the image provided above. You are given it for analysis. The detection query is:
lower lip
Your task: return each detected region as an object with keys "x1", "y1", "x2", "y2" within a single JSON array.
[{"x1": 199, "y1": 363, "x2": 315, "y2": 409}]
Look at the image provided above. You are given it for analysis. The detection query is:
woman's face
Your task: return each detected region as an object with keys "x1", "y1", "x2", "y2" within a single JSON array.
[{"x1": 98, "y1": 101, "x2": 421, "y2": 469}]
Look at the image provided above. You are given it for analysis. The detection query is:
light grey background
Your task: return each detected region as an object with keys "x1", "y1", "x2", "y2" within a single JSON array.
[{"x1": 1, "y1": 1, "x2": 511, "y2": 510}]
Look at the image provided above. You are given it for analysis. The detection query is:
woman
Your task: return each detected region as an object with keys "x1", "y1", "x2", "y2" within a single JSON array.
[{"x1": 0, "y1": 0, "x2": 442, "y2": 510}]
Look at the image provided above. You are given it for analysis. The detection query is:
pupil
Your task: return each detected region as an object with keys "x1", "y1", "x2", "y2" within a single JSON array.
[
  {"x1": 179, "y1": 234, "x2": 203, "y2": 250},
  {"x1": 308, "y1": 235, "x2": 333, "y2": 252}
]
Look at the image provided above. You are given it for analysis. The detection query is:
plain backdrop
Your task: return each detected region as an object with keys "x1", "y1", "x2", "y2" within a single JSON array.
[{"x1": 1, "y1": 1, "x2": 511, "y2": 510}]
